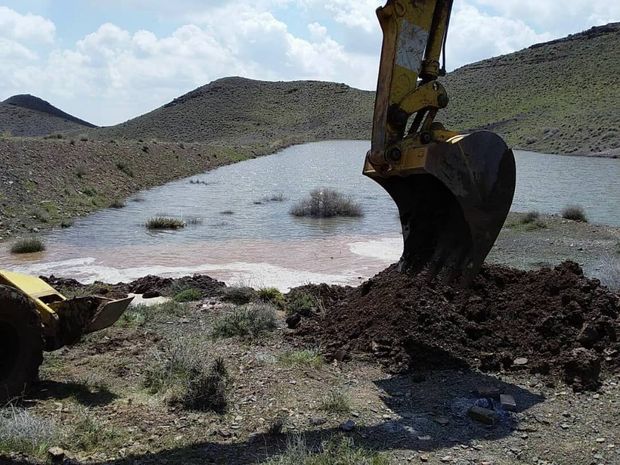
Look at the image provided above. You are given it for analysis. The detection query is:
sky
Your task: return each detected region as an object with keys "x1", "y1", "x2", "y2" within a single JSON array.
[{"x1": 1, "y1": 1, "x2": 618, "y2": 126}]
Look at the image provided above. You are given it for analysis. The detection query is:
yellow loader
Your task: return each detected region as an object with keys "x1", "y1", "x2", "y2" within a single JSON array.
[
  {"x1": 1, "y1": 0, "x2": 515, "y2": 402},
  {"x1": 0, "y1": 270, "x2": 132, "y2": 402}
]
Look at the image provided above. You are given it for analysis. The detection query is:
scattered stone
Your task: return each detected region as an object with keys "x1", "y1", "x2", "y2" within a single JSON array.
[
  {"x1": 596, "y1": 438, "x2": 606, "y2": 443},
  {"x1": 435, "y1": 416, "x2": 450, "y2": 426},
  {"x1": 286, "y1": 313, "x2": 301, "y2": 329},
  {"x1": 420, "y1": 454, "x2": 429, "y2": 462},
  {"x1": 340, "y1": 419, "x2": 355, "y2": 432},
  {"x1": 500, "y1": 394, "x2": 517, "y2": 411},
  {"x1": 418, "y1": 435, "x2": 432, "y2": 441},
  {"x1": 560, "y1": 423, "x2": 570, "y2": 430},
  {"x1": 309, "y1": 417, "x2": 327, "y2": 426},
  {"x1": 475, "y1": 386, "x2": 501, "y2": 399},
  {"x1": 218, "y1": 429, "x2": 232, "y2": 438},
  {"x1": 468, "y1": 406, "x2": 498, "y2": 425},
  {"x1": 514, "y1": 357, "x2": 529, "y2": 366},
  {"x1": 334, "y1": 349, "x2": 347, "y2": 362},
  {"x1": 48, "y1": 447, "x2": 65, "y2": 463},
  {"x1": 440, "y1": 456, "x2": 452, "y2": 463}
]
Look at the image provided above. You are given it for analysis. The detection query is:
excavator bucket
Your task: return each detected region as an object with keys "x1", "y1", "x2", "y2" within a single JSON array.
[
  {"x1": 365, "y1": 132, "x2": 516, "y2": 286},
  {"x1": 365, "y1": 0, "x2": 516, "y2": 286}
]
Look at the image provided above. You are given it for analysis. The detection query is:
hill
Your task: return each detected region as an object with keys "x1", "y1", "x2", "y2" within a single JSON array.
[
  {"x1": 93, "y1": 78, "x2": 374, "y2": 150},
  {"x1": 442, "y1": 23, "x2": 620, "y2": 156},
  {"x1": 0, "y1": 95, "x2": 95, "y2": 137},
  {"x1": 94, "y1": 23, "x2": 619, "y2": 157},
  {"x1": 4, "y1": 94, "x2": 96, "y2": 128}
]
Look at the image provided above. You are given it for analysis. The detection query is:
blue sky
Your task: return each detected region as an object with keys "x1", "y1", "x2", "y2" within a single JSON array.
[{"x1": 1, "y1": 1, "x2": 618, "y2": 126}]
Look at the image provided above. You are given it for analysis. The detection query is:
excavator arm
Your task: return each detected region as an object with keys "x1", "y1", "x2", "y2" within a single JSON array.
[{"x1": 364, "y1": 0, "x2": 516, "y2": 286}]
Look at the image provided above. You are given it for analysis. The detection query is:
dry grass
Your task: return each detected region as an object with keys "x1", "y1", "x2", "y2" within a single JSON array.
[
  {"x1": 595, "y1": 254, "x2": 620, "y2": 290},
  {"x1": 291, "y1": 189, "x2": 363, "y2": 218},
  {"x1": 10, "y1": 238, "x2": 45, "y2": 254},
  {"x1": 267, "y1": 436, "x2": 388, "y2": 465},
  {"x1": 0, "y1": 407, "x2": 61, "y2": 458},
  {"x1": 212, "y1": 303, "x2": 277, "y2": 339},
  {"x1": 561, "y1": 205, "x2": 588, "y2": 222},
  {"x1": 145, "y1": 217, "x2": 185, "y2": 230},
  {"x1": 319, "y1": 390, "x2": 351, "y2": 414}
]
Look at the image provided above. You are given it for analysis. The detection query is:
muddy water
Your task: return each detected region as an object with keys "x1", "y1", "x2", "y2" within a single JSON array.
[{"x1": 2, "y1": 141, "x2": 618, "y2": 289}]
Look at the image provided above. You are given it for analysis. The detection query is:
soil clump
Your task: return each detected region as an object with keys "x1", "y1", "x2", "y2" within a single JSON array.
[{"x1": 296, "y1": 261, "x2": 620, "y2": 391}]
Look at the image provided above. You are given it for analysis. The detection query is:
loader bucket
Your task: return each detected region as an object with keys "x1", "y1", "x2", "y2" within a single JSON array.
[
  {"x1": 85, "y1": 297, "x2": 134, "y2": 333},
  {"x1": 366, "y1": 131, "x2": 516, "y2": 286}
]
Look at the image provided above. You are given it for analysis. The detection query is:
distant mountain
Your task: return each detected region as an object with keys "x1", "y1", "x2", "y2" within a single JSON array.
[
  {"x1": 0, "y1": 95, "x2": 95, "y2": 137},
  {"x1": 93, "y1": 77, "x2": 374, "y2": 149}
]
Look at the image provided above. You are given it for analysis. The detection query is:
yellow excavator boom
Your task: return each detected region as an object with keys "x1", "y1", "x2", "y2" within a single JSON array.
[{"x1": 364, "y1": 0, "x2": 516, "y2": 286}]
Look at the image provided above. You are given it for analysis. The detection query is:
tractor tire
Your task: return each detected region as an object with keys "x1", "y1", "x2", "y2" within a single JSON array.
[{"x1": 0, "y1": 284, "x2": 43, "y2": 403}]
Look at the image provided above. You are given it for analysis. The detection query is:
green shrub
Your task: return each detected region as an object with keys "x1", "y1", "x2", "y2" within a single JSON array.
[
  {"x1": 145, "y1": 217, "x2": 185, "y2": 230},
  {"x1": 267, "y1": 436, "x2": 388, "y2": 465},
  {"x1": 286, "y1": 291, "x2": 316, "y2": 316},
  {"x1": 143, "y1": 343, "x2": 228, "y2": 412},
  {"x1": 279, "y1": 349, "x2": 323, "y2": 369},
  {"x1": 75, "y1": 165, "x2": 87, "y2": 178},
  {"x1": 109, "y1": 199, "x2": 125, "y2": 209},
  {"x1": 561, "y1": 205, "x2": 588, "y2": 222},
  {"x1": 521, "y1": 210, "x2": 540, "y2": 224},
  {"x1": 222, "y1": 286, "x2": 256, "y2": 304},
  {"x1": 291, "y1": 189, "x2": 363, "y2": 218},
  {"x1": 70, "y1": 407, "x2": 121, "y2": 452},
  {"x1": 173, "y1": 288, "x2": 202, "y2": 302},
  {"x1": 115, "y1": 161, "x2": 134, "y2": 177},
  {"x1": 525, "y1": 218, "x2": 548, "y2": 231},
  {"x1": 319, "y1": 389, "x2": 351, "y2": 414},
  {"x1": 258, "y1": 287, "x2": 285, "y2": 306},
  {"x1": 10, "y1": 238, "x2": 45, "y2": 254},
  {"x1": 212, "y1": 303, "x2": 277, "y2": 339}
]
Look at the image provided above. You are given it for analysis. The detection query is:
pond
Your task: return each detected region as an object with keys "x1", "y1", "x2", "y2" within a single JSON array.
[{"x1": 3, "y1": 140, "x2": 618, "y2": 289}]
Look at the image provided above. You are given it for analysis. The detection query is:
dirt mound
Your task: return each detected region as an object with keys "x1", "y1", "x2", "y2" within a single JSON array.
[
  {"x1": 43, "y1": 274, "x2": 226, "y2": 299},
  {"x1": 296, "y1": 261, "x2": 619, "y2": 391}
]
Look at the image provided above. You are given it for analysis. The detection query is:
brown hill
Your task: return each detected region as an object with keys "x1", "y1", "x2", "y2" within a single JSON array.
[
  {"x1": 4, "y1": 94, "x2": 96, "y2": 128},
  {"x1": 0, "y1": 102, "x2": 91, "y2": 137},
  {"x1": 93, "y1": 77, "x2": 374, "y2": 150}
]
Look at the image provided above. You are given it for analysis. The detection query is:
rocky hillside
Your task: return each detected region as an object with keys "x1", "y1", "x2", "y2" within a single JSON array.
[
  {"x1": 0, "y1": 95, "x2": 95, "y2": 137},
  {"x1": 4, "y1": 94, "x2": 96, "y2": 128},
  {"x1": 93, "y1": 78, "x2": 374, "y2": 152},
  {"x1": 442, "y1": 23, "x2": 620, "y2": 156}
]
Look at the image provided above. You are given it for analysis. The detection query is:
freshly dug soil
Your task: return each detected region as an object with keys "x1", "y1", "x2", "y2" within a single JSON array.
[
  {"x1": 296, "y1": 261, "x2": 620, "y2": 391},
  {"x1": 43, "y1": 274, "x2": 226, "y2": 299}
]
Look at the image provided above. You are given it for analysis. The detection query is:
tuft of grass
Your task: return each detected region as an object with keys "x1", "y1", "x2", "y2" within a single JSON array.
[
  {"x1": 561, "y1": 205, "x2": 588, "y2": 222},
  {"x1": 520, "y1": 210, "x2": 540, "y2": 224},
  {"x1": 75, "y1": 165, "x2": 87, "y2": 178},
  {"x1": 286, "y1": 291, "x2": 317, "y2": 316},
  {"x1": 109, "y1": 199, "x2": 125, "y2": 209},
  {"x1": 115, "y1": 161, "x2": 134, "y2": 177},
  {"x1": 258, "y1": 287, "x2": 285, "y2": 307},
  {"x1": 319, "y1": 390, "x2": 351, "y2": 414},
  {"x1": 212, "y1": 303, "x2": 277, "y2": 339},
  {"x1": 291, "y1": 189, "x2": 363, "y2": 218},
  {"x1": 69, "y1": 407, "x2": 121, "y2": 453},
  {"x1": 266, "y1": 436, "x2": 388, "y2": 465},
  {"x1": 143, "y1": 342, "x2": 229, "y2": 412},
  {"x1": 0, "y1": 407, "x2": 61, "y2": 459},
  {"x1": 146, "y1": 217, "x2": 185, "y2": 230},
  {"x1": 10, "y1": 238, "x2": 45, "y2": 254},
  {"x1": 524, "y1": 218, "x2": 548, "y2": 231},
  {"x1": 173, "y1": 288, "x2": 202, "y2": 302},
  {"x1": 279, "y1": 349, "x2": 323, "y2": 369},
  {"x1": 260, "y1": 193, "x2": 287, "y2": 203},
  {"x1": 222, "y1": 286, "x2": 257, "y2": 305}
]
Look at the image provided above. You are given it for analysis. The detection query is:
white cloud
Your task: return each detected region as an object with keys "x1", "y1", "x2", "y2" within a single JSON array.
[
  {"x1": 0, "y1": 1, "x2": 616, "y2": 125},
  {"x1": 0, "y1": 5, "x2": 55, "y2": 43}
]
